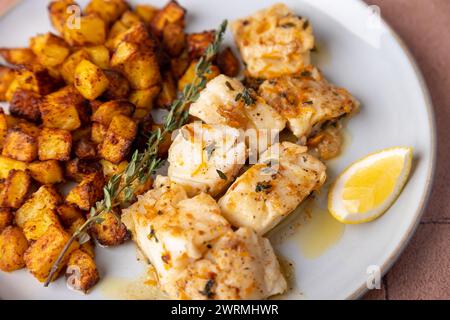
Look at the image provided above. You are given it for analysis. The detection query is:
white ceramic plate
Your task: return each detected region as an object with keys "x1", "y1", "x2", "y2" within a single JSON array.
[{"x1": 0, "y1": 0, "x2": 435, "y2": 300}]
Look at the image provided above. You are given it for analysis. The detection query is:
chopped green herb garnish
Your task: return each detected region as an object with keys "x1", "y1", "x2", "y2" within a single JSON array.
[
  {"x1": 255, "y1": 181, "x2": 272, "y2": 192},
  {"x1": 199, "y1": 279, "x2": 215, "y2": 298}
]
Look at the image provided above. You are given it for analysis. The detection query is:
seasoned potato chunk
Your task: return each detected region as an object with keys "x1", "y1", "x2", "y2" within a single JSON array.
[
  {"x1": 2, "y1": 124, "x2": 39, "y2": 162},
  {"x1": 38, "y1": 128, "x2": 72, "y2": 161},
  {"x1": 74, "y1": 138, "x2": 97, "y2": 160},
  {"x1": 170, "y1": 50, "x2": 190, "y2": 79},
  {"x1": 28, "y1": 160, "x2": 64, "y2": 184},
  {"x1": 0, "y1": 226, "x2": 29, "y2": 272},
  {"x1": 40, "y1": 86, "x2": 85, "y2": 131},
  {"x1": 91, "y1": 100, "x2": 135, "y2": 126},
  {"x1": 9, "y1": 68, "x2": 61, "y2": 97},
  {"x1": 66, "y1": 171, "x2": 104, "y2": 210},
  {"x1": 217, "y1": 47, "x2": 240, "y2": 77},
  {"x1": 0, "y1": 110, "x2": 7, "y2": 148},
  {"x1": 135, "y1": 4, "x2": 159, "y2": 24},
  {"x1": 23, "y1": 208, "x2": 61, "y2": 241},
  {"x1": 103, "y1": 70, "x2": 130, "y2": 100},
  {"x1": 86, "y1": 0, "x2": 128, "y2": 25},
  {"x1": 163, "y1": 23, "x2": 186, "y2": 57},
  {"x1": 178, "y1": 61, "x2": 220, "y2": 92},
  {"x1": 0, "y1": 65, "x2": 15, "y2": 101},
  {"x1": 64, "y1": 158, "x2": 101, "y2": 182},
  {"x1": 100, "y1": 159, "x2": 128, "y2": 178},
  {"x1": 0, "y1": 170, "x2": 32, "y2": 209},
  {"x1": 48, "y1": 0, "x2": 79, "y2": 34},
  {"x1": 187, "y1": 31, "x2": 214, "y2": 59},
  {"x1": 56, "y1": 203, "x2": 84, "y2": 228},
  {"x1": 0, "y1": 208, "x2": 13, "y2": 232},
  {"x1": 66, "y1": 249, "x2": 99, "y2": 293},
  {"x1": 90, "y1": 211, "x2": 129, "y2": 247},
  {"x1": 129, "y1": 86, "x2": 160, "y2": 112},
  {"x1": 15, "y1": 185, "x2": 61, "y2": 228},
  {"x1": 9, "y1": 89, "x2": 42, "y2": 123},
  {"x1": 157, "y1": 72, "x2": 176, "y2": 108},
  {"x1": 0, "y1": 48, "x2": 38, "y2": 67},
  {"x1": 30, "y1": 33, "x2": 70, "y2": 68},
  {"x1": 61, "y1": 50, "x2": 91, "y2": 84},
  {"x1": 74, "y1": 60, "x2": 109, "y2": 100},
  {"x1": 63, "y1": 14, "x2": 106, "y2": 46},
  {"x1": 99, "y1": 115, "x2": 137, "y2": 164},
  {"x1": 91, "y1": 122, "x2": 108, "y2": 144},
  {"x1": 84, "y1": 45, "x2": 110, "y2": 69},
  {"x1": 0, "y1": 156, "x2": 27, "y2": 179},
  {"x1": 24, "y1": 225, "x2": 79, "y2": 282},
  {"x1": 151, "y1": 0, "x2": 186, "y2": 36}
]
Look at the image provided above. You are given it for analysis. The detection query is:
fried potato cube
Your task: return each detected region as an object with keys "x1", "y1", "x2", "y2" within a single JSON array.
[
  {"x1": 40, "y1": 86, "x2": 85, "y2": 131},
  {"x1": 0, "y1": 48, "x2": 37, "y2": 67},
  {"x1": 28, "y1": 160, "x2": 64, "y2": 184},
  {"x1": 9, "y1": 89, "x2": 42, "y2": 123},
  {"x1": 151, "y1": 0, "x2": 186, "y2": 37},
  {"x1": 74, "y1": 138, "x2": 97, "y2": 160},
  {"x1": 0, "y1": 208, "x2": 13, "y2": 232},
  {"x1": 38, "y1": 128, "x2": 72, "y2": 161},
  {"x1": 157, "y1": 72, "x2": 176, "y2": 108},
  {"x1": 105, "y1": 20, "x2": 128, "y2": 50},
  {"x1": 84, "y1": 45, "x2": 110, "y2": 69},
  {"x1": 0, "y1": 156, "x2": 27, "y2": 179},
  {"x1": 66, "y1": 249, "x2": 99, "y2": 293},
  {"x1": 177, "y1": 61, "x2": 220, "y2": 92},
  {"x1": 122, "y1": 51, "x2": 160, "y2": 90},
  {"x1": 13, "y1": 68, "x2": 61, "y2": 96},
  {"x1": 100, "y1": 159, "x2": 128, "y2": 178},
  {"x1": 0, "y1": 226, "x2": 28, "y2": 272},
  {"x1": 56, "y1": 203, "x2": 84, "y2": 228},
  {"x1": 0, "y1": 110, "x2": 7, "y2": 148},
  {"x1": 30, "y1": 33, "x2": 70, "y2": 68},
  {"x1": 15, "y1": 185, "x2": 62, "y2": 228},
  {"x1": 63, "y1": 14, "x2": 106, "y2": 46},
  {"x1": 135, "y1": 4, "x2": 159, "y2": 24},
  {"x1": 103, "y1": 70, "x2": 130, "y2": 100},
  {"x1": 0, "y1": 170, "x2": 32, "y2": 209},
  {"x1": 163, "y1": 23, "x2": 186, "y2": 57},
  {"x1": 2, "y1": 125, "x2": 39, "y2": 162},
  {"x1": 0, "y1": 65, "x2": 15, "y2": 101},
  {"x1": 91, "y1": 122, "x2": 107, "y2": 144},
  {"x1": 23, "y1": 208, "x2": 61, "y2": 241},
  {"x1": 74, "y1": 60, "x2": 109, "y2": 100},
  {"x1": 187, "y1": 31, "x2": 215, "y2": 59},
  {"x1": 86, "y1": 0, "x2": 128, "y2": 25},
  {"x1": 64, "y1": 158, "x2": 101, "y2": 182},
  {"x1": 120, "y1": 10, "x2": 142, "y2": 27},
  {"x1": 71, "y1": 125, "x2": 92, "y2": 142},
  {"x1": 217, "y1": 47, "x2": 240, "y2": 77},
  {"x1": 170, "y1": 50, "x2": 190, "y2": 79},
  {"x1": 90, "y1": 211, "x2": 129, "y2": 247},
  {"x1": 61, "y1": 50, "x2": 91, "y2": 84},
  {"x1": 91, "y1": 100, "x2": 135, "y2": 126},
  {"x1": 48, "y1": 0, "x2": 79, "y2": 34},
  {"x1": 129, "y1": 86, "x2": 160, "y2": 111},
  {"x1": 99, "y1": 115, "x2": 137, "y2": 164},
  {"x1": 24, "y1": 225, "x2": 79, "y2": 282},
  {"x1": 66, "y1": 171, "x2": 104, "y2": 210}
]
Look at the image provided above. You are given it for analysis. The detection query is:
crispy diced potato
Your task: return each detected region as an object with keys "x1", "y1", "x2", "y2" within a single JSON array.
[
  {"x1": 38, "y1": 128, "x2": 72, "y2": 161},
  {"x1": 100, "y1": 159, "x2": 128, "y2": 178},
  {"x1": 28, "y1": 160, "x2": 64, "y2": 184},
  {"x1": 91, "y1": 122, "x2": 107, "y2": 144},
  {"x1": 12, "y1": 68, "x2": 61, "y2": 96},
  {"x1": 129, "y1": 86, "x2": 160, "y2": 110},
  {"x1": 162, "y1": 23, "x2": 186, "y2": 57},
  {"x1": 178, "y1": 61, "x2": 220, "y2": 91},
  {"x1": 170, "y1": 49, "x2": 190, "y2": 79},
  {"x1": 85, "y1": 0, "x2": 128, "y2": 25},
  {"x1": 151, "y1": 0, "x2": 186, "y2": 37},
  {"x1": 0, "y1": 226, "x2": 28, "y2": 272},
  {"x1": 0, "y1": 156, "x2": 27, "y2": 179},
  {"x1": 135, "y1": 4, "x2": 159, "y2": 24},
  {"x1": 40, "y1": 86, "x2": 85, "y2": 131},
  {"x1": 23, "y1": 208, "x2": 61, "y2": 241},
  {"x1": 48, "y1": 0, "x2": 79, "y2": 34},
  {"x1": 64, "y1": 158, "x2": 101, "y2": 182},
  {"x1": 0, "y1": 110, "x2": 7, "y2": 148},
  {"x1": 63, "y1": 14, "x2": 106, "y2": 46},
  {"x1": 15, "y1": 185, "x2": 61, "y2": 228},
  {"x1": 99, "y1": 115, "x2": 137, "y2": 164},
  {"x1": 187, "y1": 30, "x2": 214, "y2": 59},
  {"x1": 61, "y1": 50, "x2": 91, "y2": 84},
  {"x1": 157, "y1": 72, "x2": 176, "y2": 108},
  {"x1": 91, "y1": 100, "x2": 135, "y2": 126},
  {"x1": 84, "y1": 45, "x2": 110, "y2": 69},
  {"x1": 56, "y1": 203, "x2": 84, "y2": 228},
  {"x1": 74, "y1": 60, "x2": 109, "y2": 100},
  {"x1": 10, "y1": 89, "x2": 42, "y2": 123},
  {"x1": 217, "y1": 47, "x2": 240, "y2": 77},
  {"x1": 0, "y1": 48, "x2": 38, "y2": 67},
  {"x1": 24, "y1": 225, "x2": 79, "y2": 282},
  {"x1": 0, "y1": 66, "x2": 15, "y2": 101},
  {"x1": 90, "y1": 211, "x2": 129, "y2": 246},
  {"x1": 74, "y1": 137, "x2": 97, "y2": 160},
  {"x1": 66, "y1": 249, "x2": 99, "y2": 293},
  {"x1": 105, "y1": 20, "x2": 128, "y2": 50},
  {"x1": 120, "y1": 10, "x2": 142, "y2": 27},
  {"x1": 103, "y1": 70, "x2": 130, "y2": 100},
  {"x1": 132, "y1": 108, "x2": 150, "y2": 120},
  {"x1": 122, "y1": 51, "x2": 160, "y2": 90},
  {"x1": 0, "y1": 208, "x2": 13, "y2": 232},
  {"x1": 2, "y1": 124, "x2": 39, "y2": 162},
  {"x1": 0, "y1": 170, "x2": 32, "y2": 209},
  {"x1": 72, "y1": 125, "x2": 92, "y2": 142},
  {"x1": 66, "y1": 171, "x2": 104, "y2": 210},
  {"x1": 30, "y1": 33, "x2": 70, "y2": 67}
]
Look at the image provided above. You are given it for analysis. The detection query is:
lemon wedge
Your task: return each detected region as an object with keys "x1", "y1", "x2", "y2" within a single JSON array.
[{"x1": 328, "y1": 147, "x2": 412, "y2": 224}]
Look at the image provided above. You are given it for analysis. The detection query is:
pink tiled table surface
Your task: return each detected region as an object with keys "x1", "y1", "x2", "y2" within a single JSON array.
[
  {"x1": 0, "y1": 0, "x2": 448, "y2": 300},
  {"x1": 362, "y1": 0, "x2": 450, "y2": 300}
]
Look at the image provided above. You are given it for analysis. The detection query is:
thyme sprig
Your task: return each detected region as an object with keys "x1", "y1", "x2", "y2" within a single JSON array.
[{"x1": 44, "y1": 20, "x2": 228, "y2": 287}]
